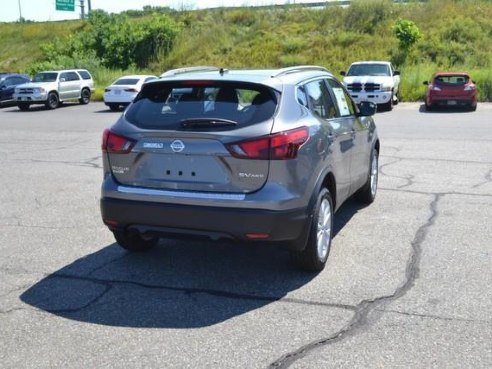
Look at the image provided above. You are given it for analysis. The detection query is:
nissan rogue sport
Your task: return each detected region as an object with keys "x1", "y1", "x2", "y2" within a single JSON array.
[{"x1": 100, "y1": 66, "x2": 380, "y2": 271}]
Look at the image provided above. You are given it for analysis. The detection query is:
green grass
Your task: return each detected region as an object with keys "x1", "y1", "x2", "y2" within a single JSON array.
[
  {"x1": 2, "y1": 0, "x2": 492, "y2": 101},
  {"x1": 0, "y1": 21, "x2": 84, "y2": 72}
]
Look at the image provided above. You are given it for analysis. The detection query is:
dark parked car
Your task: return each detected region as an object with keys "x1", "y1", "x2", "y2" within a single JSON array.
[
  {"x1": 424, "y1": 72, "x2": 477, "y2": 111},
  {"x1": 0, "y1": 73, "x2": 31, "y2": 107},
  {"x1": 100, "y1": 66, "x2": 380, "y2": 271}
]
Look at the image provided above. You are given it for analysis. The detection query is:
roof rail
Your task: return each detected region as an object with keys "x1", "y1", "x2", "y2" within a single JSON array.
[
  {"x1": 160, "y1": 66, "x2": 220, "y2": 78},
  {"x1": 272, "y1": 65, "x2": 329, "y2": 78}
]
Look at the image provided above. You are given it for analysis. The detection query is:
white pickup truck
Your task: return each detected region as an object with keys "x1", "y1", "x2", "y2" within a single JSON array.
[
  {"x1": 13, "y1": 69, "x2": 94, "y2": 111},
  {"x1": 341, "y1": 61, "x2": 400, "y2": 111}
]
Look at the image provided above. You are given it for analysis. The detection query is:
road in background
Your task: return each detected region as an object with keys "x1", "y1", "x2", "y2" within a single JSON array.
[{"x1": 0, "y1": 102, "x2": 491, "y2": 368}]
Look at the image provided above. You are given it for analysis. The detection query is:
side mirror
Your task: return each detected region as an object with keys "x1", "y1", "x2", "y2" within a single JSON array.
[
  {"x1": 60, "y1": 77, "x2": 66, "y2": 82},
  {"x1": 357, "y1": 101, "x2": 377, "y2": 116},
  {"x1": 394, "y1": 70, "x2": 400, "y2": 76},
  {"x1": 340, "y1": 71, "x2": 346, "y2": 76},
  {"x1": 0, "y1": 85, "x2": 5, "y2": 90},
  {"x1": 423, "y1": 81, "x2": 429, "y2": 85}
]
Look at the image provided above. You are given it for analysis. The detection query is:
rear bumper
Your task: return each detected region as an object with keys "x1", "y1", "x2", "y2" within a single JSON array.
[
  {"x1": 101, "y1": 197, "x2": 310, "y2": 248},
  {"x1": 429, "y1": 97, "x2": 476, "y2": 107},
  {"x1": 428, "y1": 93, "x2": 477, "y2": 107}
]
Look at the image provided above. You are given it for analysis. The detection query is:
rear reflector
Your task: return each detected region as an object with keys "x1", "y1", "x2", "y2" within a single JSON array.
[
  {"x1": 226, "y1": 126, "x2": 309, "y2": 160},
  {"x1": 101, "y1": 129, "x2": 136, "y2": 154},
  {"x1": 245, "y1": 233, "x2": 270, "y2": 240},
  {"x1": 102, "y1": 219, "x2": 119, "y2": 228}
]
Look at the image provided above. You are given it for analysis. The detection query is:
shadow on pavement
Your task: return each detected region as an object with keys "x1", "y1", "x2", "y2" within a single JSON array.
[{"x1": 20, "y1": 199, "x2": 362, "y2": 328}]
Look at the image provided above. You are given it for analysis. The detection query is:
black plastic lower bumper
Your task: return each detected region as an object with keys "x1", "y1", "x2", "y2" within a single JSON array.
[{"x1": 101, "y1": 197, "x2": 311, "y2": 248}]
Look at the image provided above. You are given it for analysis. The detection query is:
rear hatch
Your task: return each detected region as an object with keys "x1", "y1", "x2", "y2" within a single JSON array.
[
  {"x1": 433, "y1": 74, "x2": 470, "y2": 98},
  {"x1": 105, "y1": 80, "x2": 279, "y2": 193}
]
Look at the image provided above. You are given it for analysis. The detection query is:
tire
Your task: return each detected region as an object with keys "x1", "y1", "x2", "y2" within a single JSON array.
[
  {"x1": 290, "y1": 188, "x2": 333, "y2": 272},
  {"x1": 46, "y1": 92, "x2": 59, "y2": 109},
  {"x1": 113, "y1": 230, "x2": 158, "y2": 252},
  {"x1": 381, "y1": 93, "x2": 393, "y2": 111},
  {"x1": 425, "y1": 101, "x2": 433, "y2": 111},
  {"x1": 393, "y1": 90, "x2": 400, "y2": 106},
  {"x1": 18, "y1": 102, "x2": 30, "y2": 111},
  {"x1": 469, "y1": 104, "x2": 477, "y2": 112},
  {"x1": 79, "y1": 88, "x2": 91, "y2": 104},
  {"x1": 357, "y1": 147, "x2": 379, "y2": 204},
  {"x1": 108, "y1": 104, "x2": 120, "y2": 111}
]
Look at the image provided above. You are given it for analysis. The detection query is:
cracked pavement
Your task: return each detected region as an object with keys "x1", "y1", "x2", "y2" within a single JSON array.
[{"x1": 0, "y1": 103, "x2": 491, "y2": 368}]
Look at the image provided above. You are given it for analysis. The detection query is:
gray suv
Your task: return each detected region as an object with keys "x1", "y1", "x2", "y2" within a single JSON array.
[{"x1": 100, "y1": 66, "x2": 379, "y2": 271}]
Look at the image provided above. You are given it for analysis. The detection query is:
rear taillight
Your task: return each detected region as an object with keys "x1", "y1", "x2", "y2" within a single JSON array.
[
  {"x1": 125, "y1": 88, "x2": 138, "y2": 92},
  {"x1": 104, "y1": 88, "x2": 111, "y2": 92},
  {"x1": 226, "y1": 127, "x2": 309, "y2": 160},
  {"x1": 101, "y1": 129, "x2": 136, "y2": 154}
]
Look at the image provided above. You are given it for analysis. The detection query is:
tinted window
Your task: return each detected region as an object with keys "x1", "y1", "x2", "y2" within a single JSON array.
[
  {"x1": 66, "y1": 72, "x2": 80, "y2": 81},
  {"x1": 144, "y1": 77, "x2": 157, "y2": 82},
  {"x1": 77, "y1": 70, "x2": 92, "y2": 80},
  {"x1": 14, "y1": 77, "x2": 28, "y2": 84},
  {"x1": 125, "y1": 81, "x2": 277, "y2": 130},
  {"x1": 33, "y1": 73, "x2": 58, "y2": 82},
  {"x1": 347, "y1": 64, "x2": 390, "y2": 76},
  {"x1": 114, "y1": 78, "x2": 139, "y2": 85},
  {"x1": 434, "y1": 75, "x2": 469, "y2": 85},
  {"x1": 304, "y1": 79, "x2": 337, "y2": 119}
]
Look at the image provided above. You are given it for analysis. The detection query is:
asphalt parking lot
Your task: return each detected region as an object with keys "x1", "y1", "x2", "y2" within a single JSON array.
[{"x1": 0, "y1": 102, "x2": 491, "y2": 368}]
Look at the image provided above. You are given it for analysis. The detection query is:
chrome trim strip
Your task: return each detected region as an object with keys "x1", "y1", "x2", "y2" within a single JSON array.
[{"x1": 117, "y1": 185, "x2": 246, "y2": 200}]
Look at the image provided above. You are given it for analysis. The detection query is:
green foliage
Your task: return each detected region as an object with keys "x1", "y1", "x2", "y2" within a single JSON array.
[
  {"x1": 393, "y1": 18, "x2": 422, "y2": 51},
  {"x1": 82, "y1": 10, "x2": 180, "y2": 69},
  {"x1": 2, "y1": 1, "x2": 492, "y2": 101},
  {"x1": 343, "y1": 0, "x2": 393, "y2": 34}
]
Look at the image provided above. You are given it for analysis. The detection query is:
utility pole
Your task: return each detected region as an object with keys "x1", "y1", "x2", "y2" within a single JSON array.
[
  {"x1": 80, "y1": 0, "x2": 85, "y2": 19},
  {"x1": 87, "y1": 0, "x2": 91, "y2": 13},
  {"x1": 18, "y1": 0, "x2": 23, "y2": 22}
]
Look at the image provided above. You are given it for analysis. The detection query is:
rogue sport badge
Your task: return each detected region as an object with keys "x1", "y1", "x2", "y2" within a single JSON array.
[{"x1": 170, "y1": 140, "x2": 185, "y2": 153}]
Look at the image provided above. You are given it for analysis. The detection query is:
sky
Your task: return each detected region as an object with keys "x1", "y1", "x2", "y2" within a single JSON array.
[{"x1": 0, "y1": 0, "x2": 320, "y2": 22}]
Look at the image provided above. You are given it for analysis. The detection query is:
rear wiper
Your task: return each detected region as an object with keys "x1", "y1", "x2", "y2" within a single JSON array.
[{"x1": 180, "y1": 118, "x2": 238, "y2": 129}]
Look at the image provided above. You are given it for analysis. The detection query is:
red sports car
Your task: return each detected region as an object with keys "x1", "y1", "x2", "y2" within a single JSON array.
[{"x1": 424, "y1": 72, "x2": 477, "y2": 111}]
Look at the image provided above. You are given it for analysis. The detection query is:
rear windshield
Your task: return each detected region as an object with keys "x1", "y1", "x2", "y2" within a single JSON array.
[
  {"x1": 347, "y1": 64, "x2": 390, "y2": 76},
  {"x1": 33, "y1": 72, "x2": 58, "y2": 82},
  {"x1": 433, "y1": 75, "x2": 469, "y2": 85},
  {"x1": 114, "y1": 78, "x2": 139, "y2": 85},
  {"x1": 125, "y1": 81, "x2": 277, "y2": 130}
]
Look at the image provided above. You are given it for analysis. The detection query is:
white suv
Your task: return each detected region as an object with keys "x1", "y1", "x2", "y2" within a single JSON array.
[
  {"x1": 14, "y1": 69, "x2": 95, "y2": 110},
  {"x1": 341, "y1": 61, "x2": 400, "y2": 111}
]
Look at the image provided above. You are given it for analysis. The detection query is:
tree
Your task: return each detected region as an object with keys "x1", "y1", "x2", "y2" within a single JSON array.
[{"x1": 393, "y1": 18, "x2": 422, "y2": 52}]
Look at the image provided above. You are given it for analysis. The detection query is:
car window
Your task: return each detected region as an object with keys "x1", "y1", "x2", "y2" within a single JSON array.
[
  {"x1": 326, "y1": 79, "x2": 356, "y2": 117},
  {"x1": 77, "y1": 70, "x2": 92, "y2": 80},
  {"x1": 144, "y1": 77, "x2": 157, "y2": 82},
  {"x1": 114, "y1": 78, "x2": 140, "y2": 85},
  {"x1": 434, "y1": 75, "x2": 469, "y2": 85},
  {"x1": 33, "y1": 72, "x2": 58, "y2": 82},
  {"x1": 304, "y1": 79, "x2": 337, "y2": 119},
  {"x1": 66, "y1": 72, "x2": 80, "y2": 81},
  {"x1": 125, "y1": 81, "x2": 277, "y2": 130},
  {"x1": 347, "y1": 64, "x2": 390, "y2": 76}
]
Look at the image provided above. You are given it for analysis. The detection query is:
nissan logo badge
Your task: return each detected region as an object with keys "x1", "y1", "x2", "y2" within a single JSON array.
[{"x1": 170, "y1": 140, "x2": 185, "y2": 153}]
